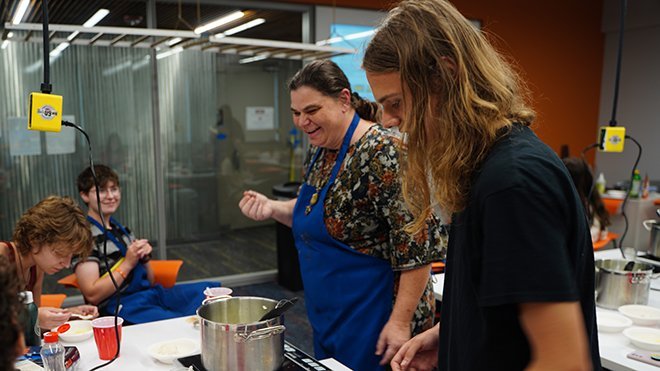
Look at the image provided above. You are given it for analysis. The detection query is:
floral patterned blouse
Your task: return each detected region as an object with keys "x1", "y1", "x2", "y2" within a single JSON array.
[{"x1": 302, "y1": 124, "x2": 448, "y2": 335}]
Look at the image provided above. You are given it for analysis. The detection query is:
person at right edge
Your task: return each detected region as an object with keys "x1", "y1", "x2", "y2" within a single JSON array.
[{"x1": 363, "y1": 0, "x2": 600, "y2": 370}]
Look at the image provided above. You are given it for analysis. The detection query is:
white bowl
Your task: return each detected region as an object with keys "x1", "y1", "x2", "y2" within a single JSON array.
[
  {"x1": 597, "y1": 311, "x2": 633, "y2": 332},
  {"x1": 54, "y1": 320, "x2": 93, "y2": 342},
  {"x1": 605, "y1": 190, "x2": 627, "y2": 199},
  {"x1": 619, "y1": 305, "x2": 660, "y2": 326},
  {"x1": 623, "y1": 327, "x2": 660, "y2": 351},
  {"x1": 147, "y1": 338, "x2": 199, "y2": 364}
]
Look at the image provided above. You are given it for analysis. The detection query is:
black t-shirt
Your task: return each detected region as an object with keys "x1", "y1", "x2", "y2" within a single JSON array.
[{"x1": 437, "y1": 125, "x2": 601, "y2": 370}]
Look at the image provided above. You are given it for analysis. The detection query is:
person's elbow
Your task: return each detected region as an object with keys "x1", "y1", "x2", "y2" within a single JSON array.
[{"x1": 78, "y1": 287, "x2": 107, "y2": 306}]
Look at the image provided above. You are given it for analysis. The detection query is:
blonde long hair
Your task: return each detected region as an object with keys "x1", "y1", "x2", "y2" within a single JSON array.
[{"x1": 364, "y1": 0, "x2": 535, "y2": 232}]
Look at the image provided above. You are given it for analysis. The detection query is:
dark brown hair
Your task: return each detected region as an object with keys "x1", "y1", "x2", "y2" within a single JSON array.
[
  {"x1": 77, "y1": 164, "x2": 119, "y2": 194},
  {"x1": 288, "y1": 59, "x2": 381, "y2": 122},
  {"x1": 13, "y1": 196, "x2": 92, "y2": 259},
  {"x1": 0, "y1": 255, "x2": 21, "y2": 371},
  {"x1": 562, "y1": 157, "x2": 610, "y2": 229}
]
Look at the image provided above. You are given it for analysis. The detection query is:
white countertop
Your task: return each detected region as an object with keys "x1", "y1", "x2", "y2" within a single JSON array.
[
  {"x1": 431, "y1": 248, "x2": 660, "y2": 371},
  {"x1": 56, "y1": 316, "x2": 350, "y2": 370}
]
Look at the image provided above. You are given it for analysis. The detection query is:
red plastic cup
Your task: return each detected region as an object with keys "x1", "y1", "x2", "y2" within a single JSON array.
[{"x1": 92, "y1": 316, "x2": 123, "y2": 360}]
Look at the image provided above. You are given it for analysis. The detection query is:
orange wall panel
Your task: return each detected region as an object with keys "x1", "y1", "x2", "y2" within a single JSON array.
[{"x1": 280, "y1": 0, "x2": 605, "y2": 159}]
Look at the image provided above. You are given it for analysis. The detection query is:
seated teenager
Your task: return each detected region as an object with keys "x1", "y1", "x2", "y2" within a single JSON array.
[
  {"x1": 73, "y1": 165, "x2": 221, "y2": 324},
  {"x1": 0, "y1": 196, "x2": 98, "y2": 330}
]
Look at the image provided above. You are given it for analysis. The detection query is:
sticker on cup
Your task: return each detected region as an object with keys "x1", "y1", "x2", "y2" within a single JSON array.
[
  {"x1": 92, "y1": 316, "x2": 124, "y2": 360},
  {"x1": 203, "y1": 287, "x2": 232, "y2": 300}
]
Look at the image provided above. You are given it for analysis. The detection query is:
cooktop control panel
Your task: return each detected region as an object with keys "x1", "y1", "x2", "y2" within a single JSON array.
[{"x1": 177, "y1": 341, "x2": 332, "y2": 371}]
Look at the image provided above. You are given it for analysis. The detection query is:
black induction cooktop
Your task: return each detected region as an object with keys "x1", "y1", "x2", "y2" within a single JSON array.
[{"x1": 177, "y1": 341, "x2": 332, "y2": 371}]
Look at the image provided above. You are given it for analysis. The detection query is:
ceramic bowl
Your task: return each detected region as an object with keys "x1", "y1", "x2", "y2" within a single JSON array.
[
  {"x1": 54, "y1": 320, "x2": 93, "y2": 342},
  {"x1": 623, "y1": 327, "x2": 660, "y2": 351},
  {"x1": 148, "y1": 338, "x2": 199, "y2": 364},
  {"x1": 619, "y1": 305, "x2": 660, "y2": 326},
  {"x1": 597, "y1": 311, "x2": 633, "y2": 332}
]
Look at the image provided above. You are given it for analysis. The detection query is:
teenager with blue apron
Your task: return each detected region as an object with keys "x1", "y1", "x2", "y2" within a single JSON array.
[
  {"x1": 86, "y1": 216, "x2": 218, "y2": 324},
  {"x1": 292, "y1": 112, "x2": 394, "y2": 371}
]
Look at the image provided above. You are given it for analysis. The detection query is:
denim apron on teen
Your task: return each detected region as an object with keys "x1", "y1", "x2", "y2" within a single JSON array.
[
  {"x1": 88, "y1": 216, "x2": 219, "y2": 324},
  {"x1": 292, "y1": 112, "x2": 394, "y2": 371}
]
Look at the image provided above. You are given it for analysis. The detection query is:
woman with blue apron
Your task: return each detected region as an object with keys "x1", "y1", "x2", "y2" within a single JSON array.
[
  {"x1": 239, "y1": 60, "x2": 447, "y2": 370},
  {"x1": 292, "y1": 112, "x2": 394, "y2": 370}
]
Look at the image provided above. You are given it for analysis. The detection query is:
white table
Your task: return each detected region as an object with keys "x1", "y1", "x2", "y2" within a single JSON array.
[
  {"x1": 431, "y1": 248, "x2": 660, "y2": 371},
  {"x1": 64, "y1": 316, "x2": 351, "y2": 370}
]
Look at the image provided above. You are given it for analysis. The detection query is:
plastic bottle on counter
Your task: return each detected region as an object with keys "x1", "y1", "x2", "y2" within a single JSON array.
[
  {"x1": 630, "y1": 169, "x2": 642, "y2": 198},
  {"x1": 595, "y1": 173, "x2": 606, "y2": 195},
  {"x1": 19, "y1": 291, "x2": 41, "y2": 346},
  {"x1": 642, "y1": 173, "x2": 650, "y2": 199},
  {"x1": 40, "y1": 332, "x2": 66, "y2": 371}
]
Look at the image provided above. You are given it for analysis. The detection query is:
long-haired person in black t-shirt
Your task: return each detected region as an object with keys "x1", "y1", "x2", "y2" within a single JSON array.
[{"x1": 364, "y1": 0, "x2": 600, "y2": 370}]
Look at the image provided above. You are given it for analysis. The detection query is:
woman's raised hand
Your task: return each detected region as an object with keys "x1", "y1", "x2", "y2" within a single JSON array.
[{"x1": 239, "y1": 190, "x2": 274, "y2": 221}]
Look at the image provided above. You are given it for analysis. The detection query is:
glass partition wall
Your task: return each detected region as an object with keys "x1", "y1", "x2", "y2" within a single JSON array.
[{"x1": 0, "y1": 38, "x2": 304, "y2": 294}]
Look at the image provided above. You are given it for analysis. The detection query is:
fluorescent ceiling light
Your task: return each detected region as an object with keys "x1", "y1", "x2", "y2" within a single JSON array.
[
  {"x1": 67, "y1": 31, "x2": 80, "y2": 41},
  {"x1": 11, "y1": 0, "x2": 30, "y2": 25},
  {"x1": 156, "y1": 47, "x2": 183, "y2": 60},
  {"x1": 83, "y1": 9, "x2": 110, "y2": 28},
  {"x1": 1, "y1": 40, "x2": 9, "y2": 50},
  {"x1": 217, "y1": 18, "x2": 265, "y2": 37},
  {"x1": 50, "y1": 42, "x2": 70, "y2": 57},
  {"x1": 239, "y1": 54, "x2": 268, "y2": 64},
  {"x1": 167, "y1": 37, "x2": 182, "y2": 46},
  {"x1": 194, "y1": 11, "x2": 244, "y2": 34},
  {"x1": 315, "y1": 30, "x2": 375, "y2": 46}
]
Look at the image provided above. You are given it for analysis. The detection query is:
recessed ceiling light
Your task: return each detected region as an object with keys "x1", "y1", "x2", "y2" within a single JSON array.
[
  {"x1": 218, "y1": 18, "x2": 265, "y2": 37},
  {"x1": 194, "y1": 11, "x2": 244, "y2": 35},
  {"x1": 11, "y1": 0, "x2": 30, "y2": 25},
  {"x1": 83, "y1": 9, "x2": 110, "y2": 28}
]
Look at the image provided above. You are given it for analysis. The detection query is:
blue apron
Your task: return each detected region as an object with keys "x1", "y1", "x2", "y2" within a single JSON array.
[
  {"x1": 88, "y1": 216, "x2": 219, "y2": 324},
  {"x1": 292, "y1": 112, "x2": 394, "y2": 371}
]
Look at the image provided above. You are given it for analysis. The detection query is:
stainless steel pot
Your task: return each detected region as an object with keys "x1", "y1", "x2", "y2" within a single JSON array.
[
  {"x1": 197, "y1": 296, "x2": 285, "y2": 371},
  {"x1": 643, "y1": 219, "x2": 660, "y2": 257},
  {"x1": 594, "y1": 259, "x2": 653, "y2": 309}
]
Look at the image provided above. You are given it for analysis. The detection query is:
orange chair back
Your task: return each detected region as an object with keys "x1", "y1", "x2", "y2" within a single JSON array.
[
  {"x1": 41, "y1": 294, "x2": 67, "y2": 308},
  {"x1": 593, "y1": 232, "x2": 619, "y2": 251},
  {"x1": 603, "y1": 198, "x2": 623, "y2": 216},
  {"x1": 57, "y1": 259, "x2": 183, "y2": 290},
  {"x1": 57, "y1": 273, "x2": 80, "y2": 289},
  {"x1": 150, "y1": 260, "x2": 183, "y2": 288}
]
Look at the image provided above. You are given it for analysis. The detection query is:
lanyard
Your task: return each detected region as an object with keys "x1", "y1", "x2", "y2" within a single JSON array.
[{"x1": 87, "y1": 216, "x2": 131, "y2": 255}]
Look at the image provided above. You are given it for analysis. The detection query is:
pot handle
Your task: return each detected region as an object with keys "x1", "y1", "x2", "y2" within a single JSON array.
[
  {"x1": 201, "y1": 295, "x2": 232, "y2": 306},
  {"x1": 234, "y1": 325, "x2": 286, "y2": 343},
  {"x1": 643, "y1": 219, "x2": 657, "y2": 231}
]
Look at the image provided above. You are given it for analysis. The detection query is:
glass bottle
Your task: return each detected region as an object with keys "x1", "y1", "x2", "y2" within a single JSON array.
[{"x1": 629, "y1": 169, "x2": 642, "y2": 198}]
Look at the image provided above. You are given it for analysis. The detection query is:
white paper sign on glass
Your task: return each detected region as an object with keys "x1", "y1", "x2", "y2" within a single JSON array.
[
  {"x1": 246, "y1": 106, "x2": 275, "y2": 130},
  {"x1": 8, "y1": 117, "x2": 41, "y2": 156},
  {"x1": 45, "y1": 115, "x2": 76, "y2": 154}
]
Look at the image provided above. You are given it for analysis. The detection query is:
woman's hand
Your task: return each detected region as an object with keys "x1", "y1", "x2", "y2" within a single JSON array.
[
  {"x1": 68, "y1": 305, "x2": 99, "y2": 320},
  {"x1": 125, "y1": 239, "x2": 151, "y2": 267},
  {"x1": 390, "y1": 324, "x2": 440, "y2": 371},
  {"x1": 239, "y1": 190, "x2": 274, "y2": 221},
  {"x1": 38, "y1": 307, "x2": 71, "y2": 329},
  {"x1": 376, "y1": 319, "x2": 411, "y2": 365}
]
